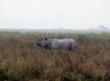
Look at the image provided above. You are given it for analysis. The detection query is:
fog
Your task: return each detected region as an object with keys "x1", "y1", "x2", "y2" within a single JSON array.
[{"x1": 0, "y1": 0, "x2": 110, "y2": 29}]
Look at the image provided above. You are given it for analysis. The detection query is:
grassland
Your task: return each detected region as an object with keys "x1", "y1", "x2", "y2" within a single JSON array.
[{"x1": 0, "y1": 32, "x2": 110, "y2": 81}]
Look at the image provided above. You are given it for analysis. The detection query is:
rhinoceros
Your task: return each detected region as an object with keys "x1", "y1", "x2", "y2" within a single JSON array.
[{"x1": 36, "y1": 38, "x2": 76, "y2": 51}]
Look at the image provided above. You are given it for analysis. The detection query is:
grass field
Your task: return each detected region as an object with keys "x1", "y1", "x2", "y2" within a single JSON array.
[{"x1": 0, "y1": 32, "x2": 110, "y2": 81}]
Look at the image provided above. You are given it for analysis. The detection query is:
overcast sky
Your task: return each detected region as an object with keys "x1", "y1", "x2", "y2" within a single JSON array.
[{"x1": 0, "y1": 0, "x2": 110, "y2": 29}]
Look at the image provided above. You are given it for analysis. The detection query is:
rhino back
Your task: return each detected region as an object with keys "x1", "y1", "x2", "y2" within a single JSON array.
[{"x1": 50, "y1": 39, "x2": 76, "y2": 49}]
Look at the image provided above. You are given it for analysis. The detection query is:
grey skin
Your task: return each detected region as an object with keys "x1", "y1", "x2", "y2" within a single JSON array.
[
  {"x1": 37, "y1": 38, "x2": 52, "y2": 49},
  {"x1": 36, "y1": 38, "x2": 76, "y2": 51}
]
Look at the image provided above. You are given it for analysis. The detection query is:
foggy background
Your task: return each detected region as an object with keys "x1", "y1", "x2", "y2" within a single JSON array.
[{"x1": 0, "y1": 0, "x2": 110, "y2": 30}]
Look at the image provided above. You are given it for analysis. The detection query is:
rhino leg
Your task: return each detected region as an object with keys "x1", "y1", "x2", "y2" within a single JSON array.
[
  {"x1": 68, "y1": 42, "x2": 75, "y2": 51},
  {"x1": 68, "y1": 44, "x2": 72, "y2": 51}
]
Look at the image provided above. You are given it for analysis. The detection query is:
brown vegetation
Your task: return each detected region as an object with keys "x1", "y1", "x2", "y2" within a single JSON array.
[{"x1": 0, "y1": 32, "x2": 110, "y2": 81}]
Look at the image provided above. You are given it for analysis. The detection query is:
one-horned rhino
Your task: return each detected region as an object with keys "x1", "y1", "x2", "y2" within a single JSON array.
[{"x1": 36, "y1": 38, "x2": 76, "y2": 51}]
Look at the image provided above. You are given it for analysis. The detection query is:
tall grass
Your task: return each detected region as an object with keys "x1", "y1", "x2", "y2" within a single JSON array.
[{"x1": 0, "y1": 32, "x2": 110, "y2": 81}]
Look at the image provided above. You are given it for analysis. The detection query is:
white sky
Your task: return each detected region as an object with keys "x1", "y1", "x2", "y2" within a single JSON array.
[{"x1": 0, "y1": 0, "x2": 110, "y2": 29}]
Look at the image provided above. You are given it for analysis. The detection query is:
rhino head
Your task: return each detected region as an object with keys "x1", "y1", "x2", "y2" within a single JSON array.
[{"x1": 36, "y1": 38, "x2": 51, "y2": 49}]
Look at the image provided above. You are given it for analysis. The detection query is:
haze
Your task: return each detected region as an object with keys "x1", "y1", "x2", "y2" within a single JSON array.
[{"x1": 0, "y1": 0, "x2": 110, "y2": 29}]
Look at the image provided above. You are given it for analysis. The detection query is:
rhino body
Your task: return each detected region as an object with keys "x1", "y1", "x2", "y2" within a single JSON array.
[{"x1": 37, "y1": 38, "x2": 76, "y2": 51}]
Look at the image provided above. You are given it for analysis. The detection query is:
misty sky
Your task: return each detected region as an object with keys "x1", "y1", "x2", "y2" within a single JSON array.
[{"x1": 0, "y1": 0, "x2": 110, "y2": 29}]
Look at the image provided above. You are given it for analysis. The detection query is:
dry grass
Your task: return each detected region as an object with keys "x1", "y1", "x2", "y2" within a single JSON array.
[{"x1": 0, "y1": 32, "x2": 110, "y2": 81}]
